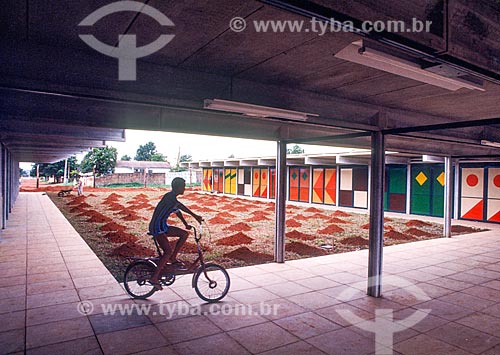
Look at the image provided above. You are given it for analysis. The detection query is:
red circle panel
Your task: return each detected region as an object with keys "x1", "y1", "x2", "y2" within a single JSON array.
[
  {"x1": 254, "y1": 172, "x2": 258, "y2": 179},
  {"x1": 466, "y1": 174, "x2": 479, "y2": 187},
  {"x1": 494, "y1": 174, "x2": 500, "y2": 188},
  {"x1": 262, "y1": 173, "x2": 267, "y2": 179}
]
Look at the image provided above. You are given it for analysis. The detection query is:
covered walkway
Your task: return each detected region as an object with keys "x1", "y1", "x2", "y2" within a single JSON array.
[{"x1": 1, "y1": 193, "x2": 500, "y2": 355}]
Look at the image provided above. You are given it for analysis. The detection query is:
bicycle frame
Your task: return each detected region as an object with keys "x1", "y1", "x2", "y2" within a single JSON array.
[{"x1": 148, "y1": 224, "x2": 215, "y2": 288}]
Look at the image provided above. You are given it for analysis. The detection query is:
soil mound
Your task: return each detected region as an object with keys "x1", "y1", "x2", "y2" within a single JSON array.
[
  {"x1": 107, "y1": 203, "x2": 126, "y2": 211},
  {"x1": 245, "y1": 215, "x2": 270, "y2": 222},
  {"x1": 215, "y1": 232, "x2": 253, "y2": 246},
  {"x1": 225, "y1": 222, "x2": 252, "y2": 232},
  {"x1": 103, "y1": 231, "x2": 138, "y2": 244},
  {"x1": 339, "y1": 236, "x2": 369, "y2": 246},
  {"x1": 218, "y1": 211, "x2": 236, "y2": 218},
  {"x1": 406, "y1": 228, "x2": 434, "y2": 237},
  {"x1": 66, "y1": 196, "x2": 86, "y2": 206},
  {"x1": 286, "y1": 220, "x2": 302, "y2": 228},
  {"x1": 405, "y1": 220, "x2": 432, "y2": 227},
  {"x1": 209, "y1": 216, "x2": 230, "y2": 225},
  {"x1": 69, "y1": 206, "x2": 87, "y2": 214},
  {"x1": 452, "y1": 225, "x2": 479, "y2": 234},
  {"x1": 87, "y1": 213, "x2": 112, "y2": 223},
  {"x1": 87, "y1": 193, "x2": 98, "y2": 197},
  {"x1": 286, "y1": 242, "x2": 326, "y2": 256},
  {"x1": 327, "y1": 217, "x2": 352, "y2": 224},
  {"x1": 308, "y1": 213, "x2": 330, "y2": 219},
  {"x1": 109, "y1": 242, "x2": 155, "y2": 258},
  {"x1": 286, "y1": 230, "x2": 315, "y2": 241},
  {"x1": 224, "y1": 247, "x2": 273, "y2": 263},
  {"x1": 332, "y1": 210, "x2": 352, "y2": 217},
  {"x1": 318, "y1": 224, "x2": 345, "y2": 234},
  {"x1": 294, "y1": 214, "x2": 310, "y2": 221},
  {"x1": 197, "y1": 206, "x2": 217, "y2": 213},
  {"x1": 304, "y1": 207, "x2": 322, "y2": 213},
  {"x1": 77, "y1": 202, "x2": 92, "y2": 208},
  {"x1": 232, "y1": 205, "x2": 254, "y2": 212},
  {"x1": 385, "y1": 230, "x2": 417, "y2": 241},
  {"x1": 100, "y1": 222, "x2": 126, "y2": 232},
  {"x1": 121, "y1": 213, "x2": 141, "y2": 221}
]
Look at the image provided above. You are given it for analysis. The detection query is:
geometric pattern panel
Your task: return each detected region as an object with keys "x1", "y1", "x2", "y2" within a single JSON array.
[
  {"x1": 339, "y1": 190, "x2": 353, "y2": 207},
  {"x1": 312, "y1": 168, "x2": 324, "y2": 203},
  {"x1": 270, "y1": 168, "x2": 276, "y2": 199},
  {"x1": 487, "y1": 198, "x2": 500, "y2": 222},
  {"x1": 461, "y1": 197, "x2": 484, "y2": 220},
  {"x1": 488, "y1": 168, "x2": 500, "y2": 199},
  {"x1": 260, "y1": 168, "x2": 268, "y2": 198},
  {"x1": 253, "y1": 168, "x2": 261, "y2": 197},
  {"x1": 353, "y1": 167, "x2": 368, "y2": 191},
  {"x1": 289, "y1": 167, "x2": 299, "y2": 201},
  {"x1": 299, "y1": 168, "x2": 310, "y2": 203},
  {"x1": 324, "y1": 168, "x2": 336, "y2": 205},
  {"x1": 224, "y1": 168, "x2": 237, "y2": 195},
  {"x1": 461, "y1": 168, "x2": 484, "y2": 198}
]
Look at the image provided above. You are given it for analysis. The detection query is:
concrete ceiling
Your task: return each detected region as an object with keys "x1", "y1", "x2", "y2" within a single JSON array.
[{"x1": 1, "y1": 0, "x2": 499, "y2": 162}]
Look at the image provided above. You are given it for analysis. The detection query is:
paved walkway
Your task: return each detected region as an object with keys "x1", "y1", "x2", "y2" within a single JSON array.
[{"x1": 1, "y1": 193, "x2": 500, "y2": 355}]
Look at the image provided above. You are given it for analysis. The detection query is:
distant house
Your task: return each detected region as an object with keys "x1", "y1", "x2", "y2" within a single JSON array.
[{"x1": 115, "y1": 160, "x2": 171, "y2": 174}]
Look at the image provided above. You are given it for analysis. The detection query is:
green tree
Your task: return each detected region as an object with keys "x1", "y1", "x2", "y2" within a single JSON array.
[
  {"x1": 135, "y1": 142, "x2": 157, "y2": 161},
  {"x1": 179, "y1": 154, "x2": 192, "y2": 162},
  {"x1": 81, "y1": 146, "x2": 117, "y2": 176},
  {"x1": 30, "y1": 156, "x2": 78, "y2": 180},
  {"x1": 120, "y1": 154, "x2": 131, "y2": 161},
  {"x1": 287, "y1": 144, "x2": 304, "y2": 154},
  {"x1": 151, "y1": 153, "x2": 166, "y2": 161}
]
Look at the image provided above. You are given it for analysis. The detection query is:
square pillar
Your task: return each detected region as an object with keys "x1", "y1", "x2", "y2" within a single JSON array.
[{"x1": 274, "y1": 141, "x2": 287, "y2": 263}]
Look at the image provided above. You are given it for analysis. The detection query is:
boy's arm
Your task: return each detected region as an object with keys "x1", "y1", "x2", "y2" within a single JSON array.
[
  {"x1": 175, "y1": 210, "x2": 191, "y2": 229},
  {"x1": 177, "y1": 203, "x2": 203, "y2": 223}
]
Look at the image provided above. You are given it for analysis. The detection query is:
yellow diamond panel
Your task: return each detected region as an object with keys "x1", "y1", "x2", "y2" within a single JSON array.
[
  {"x1": 436, "y1": 172, "x2": 445, "y2": 187},
  {"x1": 415, "y1": 171, "x2": 428, "y2": 186}
]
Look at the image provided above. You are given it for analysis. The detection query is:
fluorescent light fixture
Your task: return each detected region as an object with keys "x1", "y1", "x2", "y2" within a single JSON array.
[
  {"x1": 481, "y1": 140, "x2": 500, "y2": 148},
  {"x1": 335, "y1": 40, "x2": 484, "y2": 91},
  {"x1": 204, "y1": 99, "x2": 319, "y2": 121}
]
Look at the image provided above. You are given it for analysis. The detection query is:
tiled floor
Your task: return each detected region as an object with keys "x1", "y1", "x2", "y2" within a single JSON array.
[{"x1": 1, "y1": 193, "x2": 499, "y2": 355}]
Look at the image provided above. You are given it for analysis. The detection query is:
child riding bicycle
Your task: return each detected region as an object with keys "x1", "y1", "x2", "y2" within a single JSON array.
[{"x1": 148, "y1": 177, "x2": 203, "y2": 290}]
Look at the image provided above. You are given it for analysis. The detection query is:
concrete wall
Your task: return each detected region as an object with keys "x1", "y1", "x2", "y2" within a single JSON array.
[
  {"x1": 1, "y1": 143, "x2": 20, "y2": 229},
  {"x1": 95, "y1": 172, "x2": 165, "y2": 187}
]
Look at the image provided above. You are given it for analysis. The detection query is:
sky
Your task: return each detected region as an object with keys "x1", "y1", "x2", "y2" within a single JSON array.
[{"x1": 20, "y1": 129, "x2": 360, "y2": 169}]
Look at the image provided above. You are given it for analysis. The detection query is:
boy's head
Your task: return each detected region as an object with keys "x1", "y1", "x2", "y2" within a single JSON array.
[{"x1": 171, "y1": 177, "x2": 186, "y2": 195}]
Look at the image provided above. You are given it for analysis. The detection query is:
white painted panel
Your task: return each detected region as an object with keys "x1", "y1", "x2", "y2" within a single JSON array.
[
  {"x1": 353, "y1": 191, "x2": 368, "y2": 208},
  {"x1": 340, "y1": 168, "x2": 353, "y2": 191},
  {"x1": 461, "y1": 168, "x2": 484, "y2": 198},
  {"x1": 488, "y1": 168, "x2": 500, "y2": 199}
]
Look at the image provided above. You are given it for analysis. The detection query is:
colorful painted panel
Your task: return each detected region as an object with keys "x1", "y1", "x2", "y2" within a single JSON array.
[
  {"x1": 299, "y1": 168, "x2": 310, "y2": 203},
  {"x1": 339, "y1": 168, "x2": 353, "y2": 207},
  {"x1": 385, "y1": 166, "x2": 407, "y2": 212},
  {"x1": 487, "y1": 168, "x2": 500, "y2": 222},
  {"x1": 260, "y1": 168, "x2": 268, "y2": 198},
  {"x1": 213, "y1": 168, "x2": 223, "y2": 193},
  {"x1": 269, "y1": 168, "x2": 276, "y2": 199},
  {"x1": 224, "y1": 168, "x2": 231, "y2": 194},
  {"x1": 289, "y1": 167, "x2": 299, "y2": 201},
  {"x1": 237, "y1": 168, "x2": 251, "y2": 196},
  {"x1": 461, "y1": 167, "x2": 484, "y2": 220},
  {"x1": 202, "y1": 168, "x2": 212, "y2": 191},
  {"x1": 324, "y1": 168, "x2": 336, "y2": 205},
  {"x1": 253, "y1": 168, "x2": 261, "y2": 197},
  {"x1": 411, "y1": 165, "x2": 444, "y2": 217},
  {"x1": 230, "y1": 168, "x2": 237, "y2": 194},
  {"x1": 312, "y1": 168, "x2": 324, "y2": 203}
]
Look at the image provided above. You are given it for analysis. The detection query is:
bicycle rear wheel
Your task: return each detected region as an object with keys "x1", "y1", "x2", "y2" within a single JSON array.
[
  {"x1": 123, "y1": 260, "x2": 157, "y2": 299},
  {"x1": 193, "y1": 263, "x2": 230, "y2": 303}
]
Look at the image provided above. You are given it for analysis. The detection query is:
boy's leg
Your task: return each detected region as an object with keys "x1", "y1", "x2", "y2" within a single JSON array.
[
  {"x1": 150, "y1": 234, "x2": 173, "y2": 286},
  {"x1": 165, "y1": 226, "x2": 188, "y2": 262}
]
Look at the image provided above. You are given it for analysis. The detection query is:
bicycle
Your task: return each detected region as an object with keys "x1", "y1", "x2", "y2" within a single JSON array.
[{"x1": 123, "y1": 223, "x2": 230, "y2": 303}]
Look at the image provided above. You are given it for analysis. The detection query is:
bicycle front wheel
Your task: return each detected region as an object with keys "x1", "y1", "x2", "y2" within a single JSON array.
[
  {"x1": 193, "y1": 263, "x2": 230, "y2": 303},
  {"x1": 123, "y1": 260, "x2": 157, "y2": 299}
]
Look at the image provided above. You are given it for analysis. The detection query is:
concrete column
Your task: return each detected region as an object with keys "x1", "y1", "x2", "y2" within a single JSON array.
[
  {"x1": 274, "y1": 141, "x2": 287, "y2": 263},
  {"x1": 1, "y1": 144, "x2": 4, "y2": 229},
  {"x1": 444, "y1": 156, "x2": 453, "y2": 238},
  {"x1": 453, "y1": 161, "x2": 460, "y2": 219},
  {"x1": 406, "y1": 163, "x2": 412, "y2": 214},
  {"x1": 367, "y1": 131, "x2": 385, "y2": 298}
]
